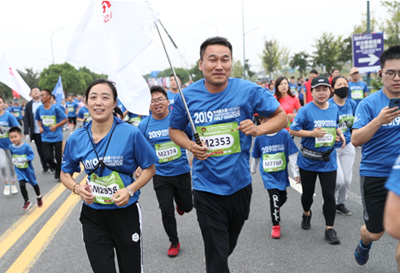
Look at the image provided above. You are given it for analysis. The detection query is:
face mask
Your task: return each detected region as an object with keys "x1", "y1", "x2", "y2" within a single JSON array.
[{"x1": 334, "y1": 86, "x2": 349, "y2": 99}]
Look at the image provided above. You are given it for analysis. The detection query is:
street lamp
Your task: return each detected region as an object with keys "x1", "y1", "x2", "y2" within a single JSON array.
[{"x1": 50, "y1": 27, "x2": 63, "y2": 64}]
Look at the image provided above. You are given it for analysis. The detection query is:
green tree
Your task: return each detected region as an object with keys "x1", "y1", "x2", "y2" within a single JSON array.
[
  {"x1": 78, "y1": 67, "x2": 107, "y2": 87},
  {"x1": 231, "y1": 60, "x2": 244, "y2": 78},
  {"x1": 38, "y1": 63, "x2": 86, "y2": 95},
  {"x1": 20, "y1": 68, "x2": 40, "y2": 89},
  {"x1": 338, "y1": 36, "x2": 353, "y2": 64},
  {"x1": 260, "y1": 38, "x2": 282, "y2": 79},
  {"x1": 353, "y1": 14, "x2": 379, "y2": 34},
  {"x1": 0, "y1": 83, "x2": 12, "y2": 100},
  {"x1": 312, "y1": 32, "x2": 342, "y2": 74},
  {"x1": 382, "y1": 1, "x2": 400, "y2": 47},
  {"x1": 189, "y1": 60, "x2": 204, "y2": 82},
  {"x1": 290, "y1": 51, "x2": 309, "y2": 77},
  {"x1": 157, "y1": 67, "x2": 191, "y2": 84},
  {"x1": 244, "y1": 59, "x2": 255, "y2": 79}
]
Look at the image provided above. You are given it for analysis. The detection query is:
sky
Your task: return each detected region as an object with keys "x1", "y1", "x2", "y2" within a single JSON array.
[{"x1": 0, "y1": 0, "x2": 387, "y2": 77}]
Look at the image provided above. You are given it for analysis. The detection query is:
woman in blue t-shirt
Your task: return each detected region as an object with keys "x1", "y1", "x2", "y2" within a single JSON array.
[
  {"x1": 290, "y1": 76, "x2": 345, "y2": 245},
  {"x1": 61, "y1": 79, "x2": 157, "y2": 273}
]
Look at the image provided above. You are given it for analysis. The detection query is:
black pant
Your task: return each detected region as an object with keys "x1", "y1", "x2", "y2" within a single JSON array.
[
  {"x1": 19, "y1": 180, "x2": 41, "y2": 202},
  {"x1": 153, "y1": 172, "x2": 193, "y2": 244},
  {"x1": 80, "y1": 203, "x2": 142, "y2": 273},
  {"x1": 300, "y1": 168, "x2": 337, "y2": 226},
  {"x1": 42, "y1": 141, "x2": 62, "y2": 179},
  {"x1": 194, "y1": 184, "x2": 252, "y2": 273},
  {"x1": 267, "y1": 189, "x2": 287, "y2": 226},
  {"x1": 32, "y1": 133, "x2": 49, "y2": 172}
]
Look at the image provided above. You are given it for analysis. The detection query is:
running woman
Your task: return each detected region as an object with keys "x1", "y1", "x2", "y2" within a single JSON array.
[
  {"x1": 328, "y1": 76, "x2": 357, "y2": 216},
  {"x1": 61, "y1": 79, "x2": 157, "y2": 273},
  {"x1": 290, "y1": 75, "x2": 345, "y2": 245}
]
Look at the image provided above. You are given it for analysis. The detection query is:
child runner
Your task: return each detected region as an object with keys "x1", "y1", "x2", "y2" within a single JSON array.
[
  {"x1": 251, "y1": 116, "x2": 300, "y2": 239},
  {"x1": 8, "y1": 126, "x2": 43, "y2": 211}
]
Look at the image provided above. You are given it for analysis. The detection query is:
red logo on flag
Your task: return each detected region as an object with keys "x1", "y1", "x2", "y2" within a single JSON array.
[
  {"x1": 102, "y1": 1, "x2": 112, "y2": 23},
  {"x1": 9, "y1": 67, "x2": 14, "y2": 76}
]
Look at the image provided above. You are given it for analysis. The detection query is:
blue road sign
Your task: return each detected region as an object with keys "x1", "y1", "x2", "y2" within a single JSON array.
[{"x1": 352, "y1": 32, "x2": 384, "y2": 74}]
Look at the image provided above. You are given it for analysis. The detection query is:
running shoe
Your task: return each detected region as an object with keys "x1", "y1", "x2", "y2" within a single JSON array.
[
  {"x1": 3, "y1": 185, "x2": 10, "y2": 196},
  {"x1": 11, "y1": 184, "x2": 18, "y2": 194},
  {"x1": 336, "y1": 204, "x2": 352, "y2": 216},
  {"x1": 355, "y1": 239, "x2": 372, "y2": 265},
  {"x1": 167, "y1": 242, "x2": 180, "y2": 257},
  {"x1": 325, "y1": 228, "x2": 340, "y2": 244},
  {"x1": 271, "y1": 225, "x2": 281, "y2": 239},
  {"x1": 23, "y1": 201, "x2": 32, "y2": 211},
  {"x1": 176, "y1": 206, "x2": 184, "y2": 216},
  {"x1": 301, "y1": 210, "x2": 312, "y2": 230},
  {"x1": 37, "y1": 197, "x2": 43, "y2": 207}
]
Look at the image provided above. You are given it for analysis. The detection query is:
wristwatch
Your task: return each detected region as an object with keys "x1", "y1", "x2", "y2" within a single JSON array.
[{"x1": 127, "y1": 187, "x2": 134, "y2": 197}]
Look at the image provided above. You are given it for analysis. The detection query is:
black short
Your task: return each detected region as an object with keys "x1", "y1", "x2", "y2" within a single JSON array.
[
  {"x1": 68, "y1": 117, "x2": 77, "y2": 125},
  {"x1": 360, "y1": 176, "x2": 388, "y2": 233}
]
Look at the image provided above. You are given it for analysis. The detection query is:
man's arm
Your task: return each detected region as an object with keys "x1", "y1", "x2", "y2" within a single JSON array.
[
  {"x1": 384, "y1": 191, "x2": 400, "y2": 240},
  {"x1": 352, "y1": 106, "x2": 400, "y2": 147},
  {"x1": 169, "y1": 127, "x2": 208, "y2": 161},
  {"x1": 238, "y1": 107, "x2": 287, "y2": 136}
]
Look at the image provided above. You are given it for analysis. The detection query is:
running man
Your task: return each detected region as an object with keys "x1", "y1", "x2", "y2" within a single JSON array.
[{"x1": 169, "y1": 36, "x2": 287, "y2": 273}]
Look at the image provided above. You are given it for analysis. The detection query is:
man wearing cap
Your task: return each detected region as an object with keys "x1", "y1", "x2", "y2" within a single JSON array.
[{"x1": 348, "y1": 67, "x2": 369, "y2": 106}]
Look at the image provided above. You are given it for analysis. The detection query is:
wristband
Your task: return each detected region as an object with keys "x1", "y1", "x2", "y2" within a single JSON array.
[
  {"x1": 127, "y1": 187, "x2": 134, "y2": 197},
  {"x1": 72, "y1": 183, "x2": 80, "y2": 194}
]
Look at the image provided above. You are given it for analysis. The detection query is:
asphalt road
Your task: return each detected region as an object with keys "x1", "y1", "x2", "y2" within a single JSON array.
[{"x1": 0, "y1": 134, "x2": 398, "y2": 273}]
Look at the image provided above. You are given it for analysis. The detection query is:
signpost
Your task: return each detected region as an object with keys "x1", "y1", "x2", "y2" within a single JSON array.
[{"x1": 352, "y1": 32, "x2": 384, "y2": 74}]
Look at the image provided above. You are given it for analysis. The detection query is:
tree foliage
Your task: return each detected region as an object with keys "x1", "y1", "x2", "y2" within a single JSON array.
[
  {"x1": 231, "y1": 60, "x2": 244, "y2": 78},
  {"x1": 260, "y1": 38, "x2": 283, "y2": 78},
  {"x1": 382, "y1": 1, "x2": 400, "y2": 47},
  {"x1": 189, "y1": 60, "x2": 204, "y2": 82},
  {"x1": 20, "y1": 68, "x2": 40, "y2": 88},
  {"x1": 244, "y1": 59, "x2": 255, "y2": 79},
  {"x1": 290, "y1": 51, "x2": 309, "y2": 77},
  {"x1": 156, "y1": 67, "x2": 191, "y2": 84},
  {"x1": 312, "y1": 32, "x2": 343, "y2": 74}
]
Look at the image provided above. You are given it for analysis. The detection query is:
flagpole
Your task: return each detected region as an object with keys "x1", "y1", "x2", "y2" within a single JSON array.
[{"x1": 155, "y1": 22, "x2": 201, "y2": 146}]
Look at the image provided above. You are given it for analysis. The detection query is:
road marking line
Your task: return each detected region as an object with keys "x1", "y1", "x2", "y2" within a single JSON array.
[
  {"x1": 0, "y1": 171, "x2": 81, "y2": 260},
  {"x1": 6, "y1": 176, "x2": 87, "y2": 273}
]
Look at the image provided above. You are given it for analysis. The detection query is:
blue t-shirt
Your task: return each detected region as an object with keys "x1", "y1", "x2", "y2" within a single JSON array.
[
  {"x1": 290, "y1": 102, "x2": 339, "y2": 172},
  {"x1": 35, "y1": 104, "x2": 67, "y2": 143},
  {"x1": 65, "y1": 102, "x2": 79, "y2": 118},
  {"x1": 353, "y1": 89, "x2": 400, "y2": 177},
  {"x1": 170, "y1": 78, "x2": 280, "y2": 195},
  {"x1": 77, "y1": 106, "x2": 91, "y2": 125},
  {"x1": 252, "y1": 129, "x2": 298, "y2": 190},
  {"x1": 328, "y1": 97, "x2": 357, "y2": 149},
  {"x1": 138, "y1": 113, "x2": 191, "y2": 177},
  {"x1": 289, "y1": 83, "x2": 298, "y2": 97},
  {"x1": 0, "y1": 111, "x2": 20, "y2": 149},
  {"x1": 386, "y1": 154, "x2": 400, "y2": 195},
  {"x1": 9, "y1": 142, "x2": 38, "y2": 185},
  {"x1": 348, "y1": 81, "x2": 368, "y2": 105},
  {"x1": 62, "y1": 117, "x2": 158, "y2": 210},
  {"x1": 116, "y1": 98, "x2": 126, "y2": 113},
  {"x1": 298, "y1": 86, "x2": 305, "y2": 100},
  {"x1": 10, "y1": 106, "x2": 23, "y2": 120},
  {"x1": 167, "y1": 91, "x2": 179, "y2": 111}
]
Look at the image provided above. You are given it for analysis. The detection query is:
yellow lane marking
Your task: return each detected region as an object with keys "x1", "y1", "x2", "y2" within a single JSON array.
[
  {"x1": 6, "y1": 176, "x2": 87, "y2": 273},
  {"x1": 0, "y1": 171, "x2": 81, "y2": 260}
]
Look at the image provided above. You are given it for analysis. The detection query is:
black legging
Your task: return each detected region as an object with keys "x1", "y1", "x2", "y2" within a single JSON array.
[
  {"x1": 267, "y1": 189, "x2": 287, "y2": 226},
  {"x1": 299, "y1": 168, "x2": 337, "y2": 227}
]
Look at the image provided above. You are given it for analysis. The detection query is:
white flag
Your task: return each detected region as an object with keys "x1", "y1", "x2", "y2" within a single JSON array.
[
  {"x1": 66, "y1": 1, "x2": 158, "y2": 115},
  {"x1": 0, "y1": 54, "x2": 31, "y2": 101}
]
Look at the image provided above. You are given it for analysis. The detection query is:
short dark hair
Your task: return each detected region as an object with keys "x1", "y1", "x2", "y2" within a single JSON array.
[
  {"x1": 310, "y1": 69, "x2": 318, "y2": 75},
  {"x1": 200, "y1": 37, "x2": 232, "y2": 60},
  {"x1": 169, "y1": 74, "x2": 181, "y2": 81},
  {"x1": 84, "y1": 79, "x2": 118, "y2": 103},
  {"x1": 331, "y1": 76, "x2": 348, "y2": 89},
  {"x1": 41, "y1": 89, "x2": 52, "y2": 96},
  {"x1": 331, "y1": 68, "x2": 339, "y2": 74},
  {"x1": 150, "y1": 85, "x2": 168, "y2": 100},
  {"x1": 9, "y1": 126, "x2": 22, "y2": 135},
  {"x1": 380, "y1": 46, "x2": 400, "y2": 69}
]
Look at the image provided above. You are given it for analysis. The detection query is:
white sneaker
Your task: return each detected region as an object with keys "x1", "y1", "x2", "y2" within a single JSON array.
[
  {"x1": 3, "y1": 185, "x2": 11, "y2": 195},
  {"x1": 11, "y1": 184, "x2": 18, "y2": 194}
]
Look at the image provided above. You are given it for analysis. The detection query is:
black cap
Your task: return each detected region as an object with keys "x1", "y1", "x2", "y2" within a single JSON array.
[{"x1": 311, "y1": 76, "x2": 330, "y2": 89}]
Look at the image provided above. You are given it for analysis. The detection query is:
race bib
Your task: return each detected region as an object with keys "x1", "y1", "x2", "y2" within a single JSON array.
[
  {"x1": 197, "y1": 122, "x2": 241, "y2": 157},
  {"x1": 12, "y1": 154, "x2": 28, "y2": 168},
  {"x1": 0, "y1": 126, "x2": 9, "y2": 138},
  {"x1": 129, "y1": 117, "x2": 141, "y2": 127},
  {"x1": 315, "y1": 127, "x2": 336, "y2": 147},
  {"x1": 263, "y1": 152, "x2": 286, "y2": 172},
  {"x1": 67, "y1": 106, "x2": 75, "y2": 113},
  {"x1": 338, "y1": 115, "x2": 354, "y2": 133},
  {"x1": 155, "y1": 141, "x2": 181, "y2": 163},
  {"x1": 351, "y1": 90, "x2": 364, "y2": 100},
  {"x1": 41, "y1": 115, "x2": 56, "y2": 127},
  {"x1": 88, "y1": 171, "x2": 125, "y2": 205},
  {"x1": 14, "y1": 112, "x2": 20, "y2": 118},
  {"x1": 84, "y1": 112, "x2": 92, "y2": 123}
]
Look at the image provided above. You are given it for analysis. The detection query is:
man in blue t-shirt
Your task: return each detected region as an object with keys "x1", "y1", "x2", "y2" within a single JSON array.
[
  {"x1": 36, "y1": 89, "x2": 68, "y2": 182},
  {"x1": 167, "y1": 74, "x2": 182, "y2": 111},
  {"x1": 138, "y1": 85, "x2": 193, "y2": 258},
  {"x1": 384, "y1": 155, "x2": 400, "y2": 240},
  {"x1": 352, "y1": 46, "x2": 400, "y2": 267},
  {"x1": 348, "y1": 67, "x2": 369, "y2": 106},
  {"x1": 65, "y1": 95, "x2": 79, "y2": 132},
  {"x1": 169, "y1": 37, "x2": 287, "y2": 273}
]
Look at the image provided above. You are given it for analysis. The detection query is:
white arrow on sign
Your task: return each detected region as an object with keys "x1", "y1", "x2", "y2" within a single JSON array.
[{"x1": 359, "y1": 54, "x2": 379, "y2": 66}]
